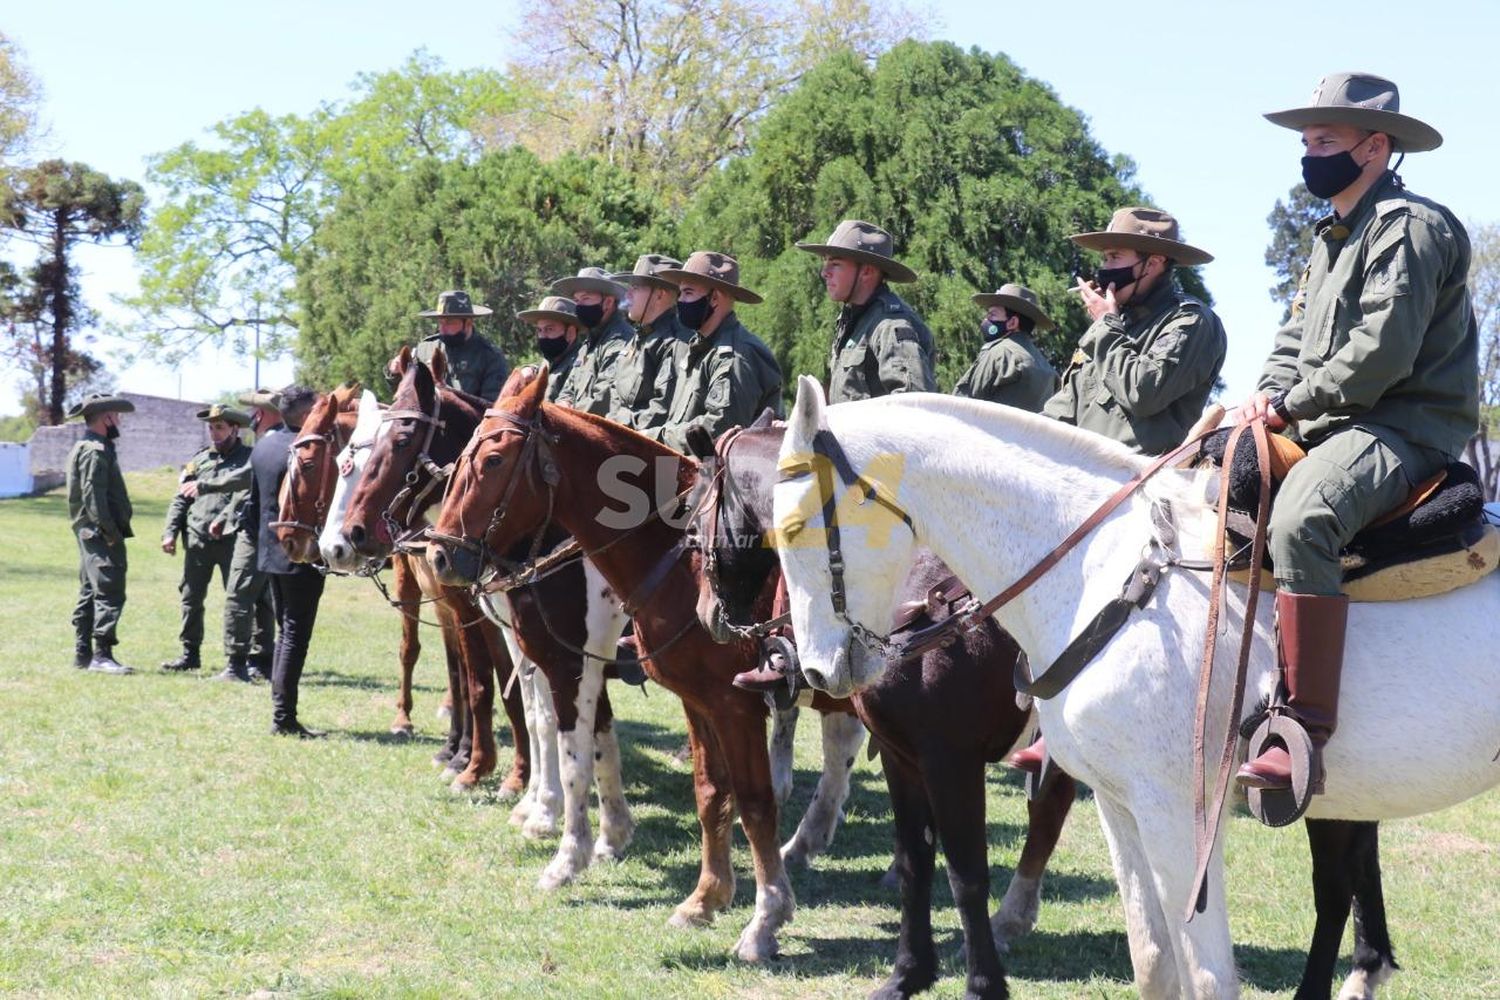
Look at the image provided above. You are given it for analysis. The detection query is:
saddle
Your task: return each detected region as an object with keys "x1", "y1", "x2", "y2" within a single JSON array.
[{"x1": 1196, "y1": 428, "x2": 1498, "y2": 602}]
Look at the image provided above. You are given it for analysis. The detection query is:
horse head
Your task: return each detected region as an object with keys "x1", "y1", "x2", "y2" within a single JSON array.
[
  {"x1": 773, "y1": 375, "x2": 916, "y2": 697},
  {"x1": 275, "y1": 381, "x2": 362, "y2": 564},
  {"x1": 320, "y1": 389, "x2": 384, "y2": 572}
]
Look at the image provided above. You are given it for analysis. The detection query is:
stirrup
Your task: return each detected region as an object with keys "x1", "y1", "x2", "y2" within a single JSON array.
[{"x1": 1243, "y1": 713, "x2": 1318, "y2": 827}]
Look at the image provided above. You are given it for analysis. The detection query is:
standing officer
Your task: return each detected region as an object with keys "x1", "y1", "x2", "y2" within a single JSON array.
[
  {"x1": 246, "y1": 385, "x2": 328, "y2": 737},
  {"x1": 65, "y1": 393, "x2": 135, "y2": 675},
  {"x1": 1042, "y1": 207, "x2": 1227, "y2": 456},
  {"x1": 795, "y1": 219, "x2": 937, "y2": 402},
  {"x1": 551, "y1": 267, "x2": 634, "y2": 415},
  {"x1": 408, "y1": 290, "x2": 510, "y2": 403},
  {"x1": 954, "y1": 283, "x2": 1060, "y2": 411},
  {"x1": 160, "y1": 404, "x2": 254, "y2": 673},
  {"x1": 651, "y1": 251, "x2": 783, "y2": 452},
  {"x1": 607, "y1": 253, "x2": 691, "y2": 433},
  {"x1": 1234, "y1": 73, "x2": 1476, "y2": 795}
]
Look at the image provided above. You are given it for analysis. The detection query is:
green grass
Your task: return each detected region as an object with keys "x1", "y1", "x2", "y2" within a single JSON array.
[{"x1": 1, "y1": 470, "x2": 1495, "y2": 998}]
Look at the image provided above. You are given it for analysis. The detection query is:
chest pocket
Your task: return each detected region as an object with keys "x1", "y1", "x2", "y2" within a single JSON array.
[
  {"x1": 615, "y1": 349, "x2": 645, "y2": 406},
  {"x1": 838, "y1": 342, "x2": 877, "y2": 388}
]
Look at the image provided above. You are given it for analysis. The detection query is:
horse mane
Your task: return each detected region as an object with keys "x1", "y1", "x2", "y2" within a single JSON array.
[{"x1": 541, "y1": 401, "x2": 699, "y2": 495}]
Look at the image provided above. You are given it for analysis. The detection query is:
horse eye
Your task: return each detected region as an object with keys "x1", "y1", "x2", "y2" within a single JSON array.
[
  {"x1": 483, "y1": 453, "x2": 503, "y2": 469},
  {"x1": 782, "y1": 516, "x2": 805, "y2": 541}
]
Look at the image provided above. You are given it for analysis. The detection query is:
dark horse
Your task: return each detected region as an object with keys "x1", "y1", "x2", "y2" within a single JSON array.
[
  {"x1": 427, "y1": 366, "x2": 850, "y2": 961},
  {"x1": 685, "y1": 414, "x2": 1072, "y2": 1000},
  {"x1": 340, "y1": 349, "x2": 529, "y2": 797}
]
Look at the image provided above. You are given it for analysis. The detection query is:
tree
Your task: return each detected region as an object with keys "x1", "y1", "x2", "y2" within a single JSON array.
[
  {"x1": 1264, "y1": 183, "x2": 1324, "y2": 321},
  {"x1": 496, "y1": 0, "x2": 932, "y2": 203},
  {"x1": 4, "y1": 160, "x2": 142, "y2": 424},
  {"x1": 295, "y1": 148, "x2": 662, "y2": 390},
  {"x1": 117, "y1": 51, "x2": 514, "y2": 363},
  {"x1": 672, "y1": 41, "x2": 1178, "y2": 386},
  {"x1": 1463, "y1": 222, "x2": 1500, "y2": 499},
  {"x1": 0, "y1": 31, "x2": 42, "y2": 176}
]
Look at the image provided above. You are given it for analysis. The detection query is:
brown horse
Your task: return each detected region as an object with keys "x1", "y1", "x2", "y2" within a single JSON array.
[
  {"x1": 273, "y1": 381, "x2": 456, "y2": 739},
  {"x1": 428, "y1": 366, "x2": 818, "y2": 960},
  {"x1": 684, "y1": 416, "x2": 1077, "y2": 999},
  {"x1": 339, "y1": 349, "x2": 529, "y2": 797}
]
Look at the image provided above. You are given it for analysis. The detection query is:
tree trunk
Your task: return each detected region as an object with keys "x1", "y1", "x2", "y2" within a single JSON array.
[{"x1": 47, "y1": 209, "x2": 69, "y2": 425}]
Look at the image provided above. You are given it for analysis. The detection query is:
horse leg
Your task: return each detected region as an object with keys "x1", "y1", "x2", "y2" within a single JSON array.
[
  {"x1": 992, "y1": 770, "x2": 1076, "y2": 950},
  {"x1": 391, "y1": 555, "x2": 419, "y2": 736},
  {"x1": 493, "y1": 629, "x2": 530, "y2": 799},
  {"x1": 870, "y1": 755, "x2": 939, "y2": 1000},
  {"x1": 668, "y1": 706, "x2": 737, "y2": 929},
  {"x1": 435, "y1": 608, "x2": 468, "y2": 771},
  {"x1": 538, "y1": 659, "x2": 598, "y2": 887},
  {"x1": 591, "y1": 682, "x2": 635, "y2": 862},
  {"x1": 520, "y1": 668, "x2": 562, "y2": 839},
  {"x1": 1093, "y1": 792, "x2": 1183, "y2": 999},
  {"x1": 449, "y1": 601, "x2": 501, "y2": 793},
  {"x1": 1339, "y1": 822, "x2": 1399, "y2": 1000},
  {"x1": 1297, "y1": 818, "x2": 1359, "y2": 999},
  {"x1": 782, "y1": 709, "x2": 865, "y2": 867},
  {"x1": 770, "y1": 703, "x2": 799, "y2": 808},
  {"x1": 506, "y1": 659, "x2": 539, "y2": 823},
  {"x1": 926, "y1": 753, "x2": 1007, "y2": 1000},
  {"x1": 714, "y1": 711, "x2": 794, "y2": 963}
]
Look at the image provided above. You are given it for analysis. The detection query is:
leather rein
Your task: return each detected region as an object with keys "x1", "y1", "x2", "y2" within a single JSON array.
[{"x1": 270, "y1": 410, "x2": 363, "y2": 538}]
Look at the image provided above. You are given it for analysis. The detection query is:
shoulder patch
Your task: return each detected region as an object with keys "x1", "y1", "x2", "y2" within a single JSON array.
[
  {"x1": 716, "y1": 344, "x2": 734, "y2": 357},
  {"x1": 893, "y1": 326, "x2": 919, "y2": 343},
  {"x1": 1375, "y1": 198, "x2": 1411, "y2": 219}
]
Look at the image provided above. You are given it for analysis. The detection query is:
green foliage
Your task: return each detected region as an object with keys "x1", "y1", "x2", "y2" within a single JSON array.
[
  {"x1": 0, "y1": 410, "x2": 35, "y2": 441},
  {"x1": 675, "y1": 42, "x2": 1183, "y2": 387},
  {"x1": 0, "y1": 31, "x2": 41, "y2": 176},
  {"x1": 296, "y1": 149, "x2": 664, "y2": 391},
  {"x1": 1263, "y1": 183, "x2": 1325, "y2": 322}
]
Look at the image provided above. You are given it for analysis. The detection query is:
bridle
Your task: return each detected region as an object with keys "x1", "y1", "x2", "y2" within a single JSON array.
[
  {"x1": 379, "y1": 384, "x2": 453, "y2": 546},
  {"x1": 270, "y1": 411, "x2": 358, "y2": 539}
]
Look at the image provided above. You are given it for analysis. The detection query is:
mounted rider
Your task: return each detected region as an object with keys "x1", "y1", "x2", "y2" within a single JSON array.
[
  {"x1": 160, "y1": 403, "x2": 254, "y2": 674},
  {"x1": 408, "y1": 290, "x2": 510, "y2": 404},
  {"x1": 551, "y1": 267, "x2": 634, "y2": 415},
  {"x1": 954, "y1": 283, "x2": 1059, "y2": 411},
  {"x1": 1234, "y1": 73, "x2": 1478, "y2": 794},
  {"x1": 606, "y1": 253, "x2": 693, "y2": 434},
  {"x1": 65, "y1": 393, "x2": 136, "y2": 675},
  {"x1": 515, "y1": 295, "x2": 585, "y2": 403}
]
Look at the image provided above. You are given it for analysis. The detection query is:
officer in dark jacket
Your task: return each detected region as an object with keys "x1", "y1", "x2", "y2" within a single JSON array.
[
  {"x1": 409, "y1": 290, "x2": 510, "y2": 403},
  {"x1": 245, "y1": 385, "x2": 326, "y2": 737},
  {"x1": 65, "y1": 393, "x2": 136, "y2": 674}
]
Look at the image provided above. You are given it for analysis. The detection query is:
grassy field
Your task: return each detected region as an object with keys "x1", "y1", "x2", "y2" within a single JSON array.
[{"x1": 1, "y1": 469, "x2": 1496, "y2": 999}]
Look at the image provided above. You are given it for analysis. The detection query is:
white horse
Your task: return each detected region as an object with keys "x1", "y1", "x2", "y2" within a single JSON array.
[{"x1": 772, "y1": 376, "x2": 1499, "y2": 999}]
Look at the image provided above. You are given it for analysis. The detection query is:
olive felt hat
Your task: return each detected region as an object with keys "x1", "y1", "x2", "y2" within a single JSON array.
[
  {"x1": 610, "y1": 253, "x2": 684, "y2": 292},
  {"x1": 794, "y1": 219, "x2": 919, "y2": 283},
  {"x1": 196, "y1": 403, "x2": 251, "y2": 426},
  {"x1": 417, "y1": 290, "x2": 493, "y2": 318},
  {"x1": 1069, "y1": 207, "x2": 1214, "y2": 266},
  {"x1": 970, "y1": 283, "x2": 1056, "y2": 331},
  {"x1": 1265, "y1": 72, "x2": 1441, "y2": 153},
  {"x1": 656, "y1": 251, "x2": 764, "y2": 305},
  {"x1": 516, "y1": 295, "x2": 583, "y2": 327},
  {"x1": 66, "y1": 393, "x2": 136, "y2": 421},
  {"x1": 237, "y1": 388, "x2": 283, "y2": 412},
  {"x1": 550, "y1": 267, "x2": 628, "y2": 301}
]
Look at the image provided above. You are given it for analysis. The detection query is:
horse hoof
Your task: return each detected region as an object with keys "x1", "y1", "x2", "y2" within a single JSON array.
[
  {"x1": 593, "y1": 835, "x2": 631, "y2": 862},
  {"x1": 521, "y1": 815, "x2": 559, "y2": 841},
  {"x1": 538, "y1": 862, "x2": 576, "y2": 891},
  {"x1": 434, "y1": 703, "x2": 452, "y2": 721},
  {"x1": 390, "y1": 724, "x2": 414, "y2": 738},
  {"x1": 448, "y1": 774, "x2": 479, "y2": 795},
  {"x1": 878, "y1": 863, "x2": 901, "y2": 891},
  {"x1": 496, "y1": 776, "x2": 525, "y2": 802},
  {"x1": 668, "y1": 905, "x2": 713, "y2": 929},
  {"x1": 780, "y1": 844, "x2": 810, "y2": 869},
  {"x1": 432, "y1": 749, "x2": 454, "y2": 767},
  {"x1": 439, "y1": 766, "x2": 460, "y2": 783},
  {"x1": 731, "y1": 928, "x2": 780, "y2": 963}
]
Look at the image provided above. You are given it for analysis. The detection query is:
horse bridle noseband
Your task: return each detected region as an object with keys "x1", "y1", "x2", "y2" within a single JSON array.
[{"x1": 270, "y1": 414, "x2": 361, "y2": 538}]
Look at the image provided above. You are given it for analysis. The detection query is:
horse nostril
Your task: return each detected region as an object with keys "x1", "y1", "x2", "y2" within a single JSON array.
[
  {"x1": 432, "y1": 550, "x2": 448, "y2": 573},
  {"x1": 349, "y1": 524, "x2": 365, "y2": 546}
]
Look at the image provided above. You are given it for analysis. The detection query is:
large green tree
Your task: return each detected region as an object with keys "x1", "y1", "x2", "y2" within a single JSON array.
[
  {"x1": 0, "y1": 31, "x2": 41, "y2": 177},
  {"x1": 3, "y1": 160, "x2": 142, "y2": 423},
  {"x1": 1263, "y1": 183, "x2": 1324, "y2": 322},
  {"x1": 296, "y1": 148, "x2": 662, "y2": 390},
  {"x1": 673, "y1": 41, "x2": 1190, "y2": 387}
]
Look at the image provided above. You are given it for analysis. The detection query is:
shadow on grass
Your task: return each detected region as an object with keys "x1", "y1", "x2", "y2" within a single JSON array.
[
  {"x1": 1007, "y1": 927, "x2": 1309, "y2": 993},
  {"x1": 660, "y1": 931, "x2": 893, "y2": 978},
  {"x1": 303, "y1": 668, "x2": 446, "y2": 694},
  {"x1": 336, "y1": 728, "x2": 445, "y2": 746}
]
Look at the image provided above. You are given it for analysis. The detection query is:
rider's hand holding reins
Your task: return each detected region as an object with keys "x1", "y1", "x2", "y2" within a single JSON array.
[{"x1": 1231, "y1": 391, "x2": 1287, "y2": 432}]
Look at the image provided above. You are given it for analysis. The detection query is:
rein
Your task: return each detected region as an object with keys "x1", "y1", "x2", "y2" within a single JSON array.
[
  {"x1": 378, "y1": 387, "x2": 452, "y2": 544},
  {"x1": 270, "y1": 408, "x2": 365, "y2": 539}
]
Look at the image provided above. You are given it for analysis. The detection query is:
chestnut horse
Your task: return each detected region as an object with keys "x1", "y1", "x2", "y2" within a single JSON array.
[
  {"x1": 683, "y1": 415, "x2": 1076, "y2": 999},
  {"x1": 339, "y1": 349, "x2": 529, "y2": 797},
  {"x1": 273, "y1": 381, "x2": 454, "y2": 737},
  {"x1": 428, "y1": 366, "x2": 821, "y2": 960}
]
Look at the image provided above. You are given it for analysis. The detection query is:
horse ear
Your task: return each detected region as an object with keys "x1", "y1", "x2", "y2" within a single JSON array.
[
  {"x1": 395, "y1": 345, "x2": 413, "y2": 375},
  {"x1": 412, "y1": 357, "x2": 436, "y2": 400},
  {"x1": 356, "y1": 390, "x2": 381, "y2": 441},
  {"x1": 684, "y1": 424, "x2": 716, "y2": 460},
  {"x1": 500, "y1": 364, "x2": 539, "y2": 401},
  {"x1": 750, "y1": 407, "x2": 774, "y2": 431},
  {"x1": 789, "y1": 374, "x2": 827, "y2": 448},
  {"x1": 515, "y1": 363, "x2": 548, "y2": 416},
  {"x1": 429, "y1": 342, "x2": 449, "y2": 385}
]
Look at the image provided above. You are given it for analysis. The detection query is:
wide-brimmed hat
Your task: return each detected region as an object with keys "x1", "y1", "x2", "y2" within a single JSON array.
[
  {"x1": 196, "y1": 403, "x2": 250, "y2": 427},
  {"x1": 610, "y1": 253, "x2": 684, "y2": 292},
  {"x1": 794, "y1": 219, "x2": 918, "y2": 283},
  {"x1": 1265, "y1": 72, "x2": 1441, "y2": 153},
  {"x1": 550, "y1": 267, "x2": 627, "y2": 301},
  {"x1": 971, "y1": 283, "x2": 1056, "y2": 331},
  {"x1": 657, "y1": 251, "x2": 763, "y2": 304},
  {"x1": 516, "y1": 295, "x2": 582, "y2": 327},
  {"x1": 66, "y1": 393, "x2": 135, "y2": 421},
  {"x1": 1070, "y1": 208, "x2": 1214, "y2": 266},
  {"x1": 237, "y1": 387, "x2": 283, "y2": 412},
  {"x1": 417, "y1": 289, "x2": 493, "y2": 318}
]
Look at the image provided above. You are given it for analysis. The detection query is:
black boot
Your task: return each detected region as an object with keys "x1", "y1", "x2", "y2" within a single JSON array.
[
  {"x1": 160, "y1": 647, "x2": 202, "y2": 672},
  {"x1": 88, "y1": 646, "x2": 134, "y2": 675},
  {"x1": 71, "y1": 638, "x2": 92, "y2": 670},
  {"x1": 271, "y1": 720, "x2": 326, "y2": 739},
  {"x1": 248, "y1": 654, "x2": 274, "y2": 683},
  {"x1": 214, "y1": 655, "x2": 253, "y2": 683}
]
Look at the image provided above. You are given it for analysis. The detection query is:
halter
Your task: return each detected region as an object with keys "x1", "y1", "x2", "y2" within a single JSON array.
[
  {"x1": 270, "y1": 415, "x2": 359, "y2": 538},
  {"x1": 378, "y1": 385, "x2": 452, "y2": 545}
]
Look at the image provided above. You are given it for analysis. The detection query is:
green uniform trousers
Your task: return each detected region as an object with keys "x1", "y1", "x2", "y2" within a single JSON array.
[
  {"x1": 1269, "y1": 423, "x2": 1448, "y2": 596},
  {"x1": 72, "y1": 530, "x2": 127, "y2": 648},
  {"x1": 176, "y1": 538, "x2": 234, "y2": 653},
  {"x1": 223, "y1": 531, "x2": 274, "y2": 661}
]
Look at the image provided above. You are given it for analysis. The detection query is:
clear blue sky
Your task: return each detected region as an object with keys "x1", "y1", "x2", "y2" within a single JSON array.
[{"x1": 3, "y1": 0, "x2": 1496, "y2": 415}]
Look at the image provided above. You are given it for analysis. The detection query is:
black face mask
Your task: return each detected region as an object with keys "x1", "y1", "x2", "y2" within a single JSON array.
[
  {"x1": 1094, "y1": 262, "x2": 1141, "y2": 296},
  {"x1": 575, "y1": 302, "x2": 605, "y2": 329},
  {"x1": 536, "y1": 336, "x2": 569, "y2": 363},
  {"x1": 980, "y1": 318, "x2": 1005, "y2": 341},
  {"x1": 1301, "y1": 149, "x2": 1365, "y2": 200},
  {"x1": 676, "y1": 295, "x2": 713, "y2": 332},
  {"x1": 105, "y1": 425, "x2": 120, "y2": 440},
  {"x1": 439, "y1": 331, "x2": 467, "y2": 350}
]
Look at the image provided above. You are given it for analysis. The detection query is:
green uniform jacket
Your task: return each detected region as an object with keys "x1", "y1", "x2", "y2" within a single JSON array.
[
  {"x1": 606, "y1": 311, "x2": 692, "y2": 432},
  {"x1": 546, "y1": 338, "x2": 583, "y2": 403},
  {"x1": 1257, "y1": 172, "x2": 1478, "y2": 456},
  {"x1": 651, "y1": 314, "x2": 783, "y2": 453},
  {"x1": 67, "y1": 431, "x2": 133, "y2": 544},
  {"x1": 191, "y1": 438, "x2": 260, "y2": 534},
  {"x1": 555, "y1": 310, "x2": 634, "y2": 416},
  {"x1": 826, "y1": 285, "x2": 938, "y2": 403},
  {"x1": 414, "y1": 333, "x2": 510, "y2": 403},
  {"x1": 952, "y1": 332, "x2": 1059, "y2": 412},
  {"x1": 1043, "y1": 280, "x2": 1227, "y2": 456},
  {"x1": 164, "y1": 439, "x2": 254, "y2": 545}
]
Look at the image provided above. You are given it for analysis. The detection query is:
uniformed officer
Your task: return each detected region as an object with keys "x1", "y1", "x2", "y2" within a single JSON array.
[
  {"x1": 954, "y1": 283, "x2": 1060, "y2": 411},
  {"x1": 606, "y1": 253, "x2": 691, "y2": 433},
  {"x1": 515, "y1": 295, "x2": 584, "y2": 403},
  {"x1": 410, "y1": 290, "x2": 510, "y2": 403},
  {"x1": 65, "y1": 393, "x2": 136, "y2": 675},
  {"x1": 160, "y1": 403, "x2": 254, "y2": 672},
  {"x1": 551, "y1": 267, "x2": 634, "y2": 415},
  {"x1": 1042, "y1": 207, "x2": 1227, "y2": 456},
  {"x1": 795, "y1": 219, "x2": 938, "y2": 402},
  {"x1": 650, "y1": 251, "x2": 782, "y2": 452},
  {"x1": 1233, "y1": 73, "x2": 1477, "y2": 795}
]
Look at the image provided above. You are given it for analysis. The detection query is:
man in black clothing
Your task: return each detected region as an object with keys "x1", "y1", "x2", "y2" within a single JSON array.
[{"x1": 244, "y1": 384, "x2": 327, "y2": 738}]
